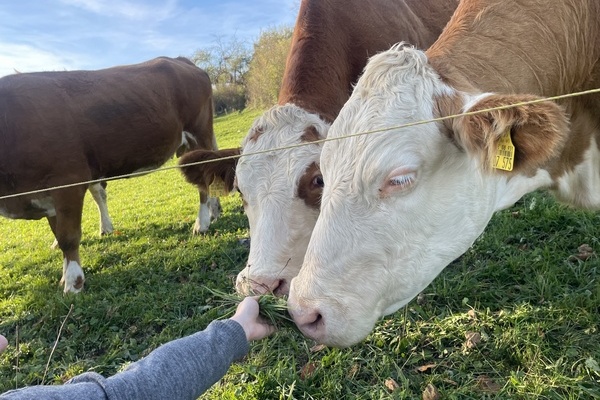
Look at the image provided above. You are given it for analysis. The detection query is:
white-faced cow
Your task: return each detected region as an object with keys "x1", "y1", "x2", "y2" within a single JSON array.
[
  {"x1": 288, "y1": 0, "x2": 600, "y2": 347},
  {"x1": 179, "y1": 0, "x2": 458, "y2": 295},
  {"x1": 0, "y1": 57, "x2": 220, "y2": 293}
]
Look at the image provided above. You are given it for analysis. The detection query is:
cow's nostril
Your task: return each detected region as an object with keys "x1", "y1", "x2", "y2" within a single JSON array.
[{"x1": 272, "y1": 279, "x2": 289, "y2": 296}]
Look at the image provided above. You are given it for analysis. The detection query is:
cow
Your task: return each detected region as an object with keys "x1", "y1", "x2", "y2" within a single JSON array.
[
  {"x1": 0, "y1": 57, "x2": 220, "y2": 293},
  {"x1": 287, "y1": 0, "x2": 600, "y2": 347},
  {"x1": 179, "y1": 0, "x2": 459, "y2": 295}
]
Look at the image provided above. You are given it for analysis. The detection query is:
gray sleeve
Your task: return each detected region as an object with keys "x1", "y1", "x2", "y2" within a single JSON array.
[{"x1": 0, "y1": 319, "x2": 249, "y2": 400}]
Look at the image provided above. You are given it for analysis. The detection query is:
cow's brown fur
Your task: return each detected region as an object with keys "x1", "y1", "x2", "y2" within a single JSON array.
[
  {"x1": 181, "y1": 0, "x2": 459, "y2": 198},
  {"x1": 427, "y1": 0, "x2": 600, "y2": 180},
  {"x1": 179, "y1": 148, "x2": 240, "y2": 193},
  {"x1": 297, "y1": 162, "x2": 323, "y2": 208},
  {"x1": 0, "y1": 56, "x2": 217, "y2": 291}
]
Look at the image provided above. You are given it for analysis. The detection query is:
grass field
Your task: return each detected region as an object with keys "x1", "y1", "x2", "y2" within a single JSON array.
[{"x1": 0, "y1": 108, "x2": 599, "y2": 399}]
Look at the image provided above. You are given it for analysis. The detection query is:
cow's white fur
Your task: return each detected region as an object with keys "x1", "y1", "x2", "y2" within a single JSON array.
[
  {"x1": 62, "y1": 259, "x2": 84, "y2": 294},
  {"x1": 555, "y1": 136, "x2": 600, "y2": 208},
  {"x1": 235, "y1": 104, "x2": 329, "y2": 294},
  {"x1": 194, "y1": 197, "x2": 221, "y2": 233},
  {"x1": 288, "y1": 46, "x2": 570, "y2": 347},
  {"x1": 88, "y1": 183, "x2": 114, "y2": 235}
]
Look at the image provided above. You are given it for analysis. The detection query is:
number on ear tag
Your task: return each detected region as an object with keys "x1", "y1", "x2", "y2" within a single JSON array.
[
  {"x1": 209, "y1": 180, "x2": 229, "y2": 197},
  {"x1": 492, "y1": 130, "x2": 515, "y2": 171}
]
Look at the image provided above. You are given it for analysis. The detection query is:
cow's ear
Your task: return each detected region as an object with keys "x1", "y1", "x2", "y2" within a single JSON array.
[
  {"x1": 450, "y1": 93, "x2": 569, "y2": 173},
  {"x1": 178, "y1": 148, "x2": 240, "y2": 192}
]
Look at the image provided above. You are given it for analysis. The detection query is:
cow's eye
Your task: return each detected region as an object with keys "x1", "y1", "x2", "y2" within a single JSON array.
[
  {"x1": 380, "y1": 168, "x2": 417, "y2": 197},
  {"x1": 389, "y1": 175, "x2": 413, "y2": 188},
  {"x1": 311, "y1": 175, "x2": 324, "y2": 189}
]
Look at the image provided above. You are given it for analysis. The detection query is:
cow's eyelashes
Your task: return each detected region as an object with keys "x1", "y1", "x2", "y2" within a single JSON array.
[
  {"x1": 389, "y1": 175, "x2": 413, "y2": 188},
  {"x1": 380, "y1": 168, "x2": 417, "y2": 197}
]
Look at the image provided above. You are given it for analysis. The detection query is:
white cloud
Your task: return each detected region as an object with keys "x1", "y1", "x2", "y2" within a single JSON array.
[
  {"x1": 59, "y1": 0, "x2": 178, "y2": 21},
  {"x1": 0, "y1": 42, "x2": 84, "y2": 77}
]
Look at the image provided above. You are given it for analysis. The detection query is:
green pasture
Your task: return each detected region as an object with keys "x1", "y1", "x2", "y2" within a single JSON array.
[{"x1": 0, "y1": 109, "x2": 598, "y2": 399}]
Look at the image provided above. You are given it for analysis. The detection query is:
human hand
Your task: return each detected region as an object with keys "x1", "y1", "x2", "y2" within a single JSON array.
[
  {"x1": 230, "y1": 297, "x2": 276, "y2": 341},
  {"x1": 0, "y1": 335, "x2": 7, "y2": 354}
]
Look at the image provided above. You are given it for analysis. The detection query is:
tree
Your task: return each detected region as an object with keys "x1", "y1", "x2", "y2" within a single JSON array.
[
  {"x1": 245, "y1": 26, "x2": 293, "y2": 109},
  {"x1": 191, "y1": 35, "x2": 251, "y2": 114}
]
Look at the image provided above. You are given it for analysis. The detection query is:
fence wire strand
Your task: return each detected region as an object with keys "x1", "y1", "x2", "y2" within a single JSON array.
[{"x1": 1, "y1": 87, "x2": 600, "y2": 201}]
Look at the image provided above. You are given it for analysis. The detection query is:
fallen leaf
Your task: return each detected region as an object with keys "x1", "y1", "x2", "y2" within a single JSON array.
[
  {"x1": 467, "y1": 309, "x2": 477, "y2": 320},
  {"x1": 465, "y1": 331, "x2": 481, "y2": 349},
  {"x1": 579, "y1": 244, "x2": 593, "y2": 253},
  {"x1": 415, "y1": 363, "x2": 437, "y2": 373},
  {"x1": 300, "y1": 362, "x2": 318, "y2": 380},
  {"x1": 476, "y1": 375, "x2": 502, "y2": 393},
  {"x1": 310, "y1": 344, "x2": 326, "y2": 353},
  {"x1": 347, "y1": 363, "x2": 360, "y2": 379},
  {"x1": 422, "y1": 383, "x2": 441, "y2": 400},
  {"x1": 569, "y1": 244, "x2": 595, "y2": 261},
  {"x1": 385, "y1": 378, "x2": 400, "y2": 392}
]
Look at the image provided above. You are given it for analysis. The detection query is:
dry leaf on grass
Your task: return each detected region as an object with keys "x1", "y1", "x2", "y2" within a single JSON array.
[
  {"x1": 465, "y1": 331, "x2": 481, "y2": 349},
  {"x1": 422, "y1": 383, "x2": 441, "y2": 400},
  {"x1": 384, "y1": 378, "x2": 400, "y2": 392},
  {"x1": 300, "y1": 362, "x2": 318, "y2": 380},
  {"x1": 568, "y1": 244, "x2": 595, "y2": 261},
  {"x1": 310, "y1": 344, "x2": 326, "y2": 353},
  {"x1": 415, "y1": 363, "x2": 437, "y2": 373},
  {"x1": 467, "y1": 309, "x2": 477, "y2": 320},
  {"x1": 476, "y1": 375, "x2": 502, "y2": 393}
]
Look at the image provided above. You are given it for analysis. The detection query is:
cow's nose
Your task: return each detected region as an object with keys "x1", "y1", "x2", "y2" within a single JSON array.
[
  {"x1": 289, "y1": 305, "x2": 324, "y2": 341},
  {"x1": 236, "y1": 273, "x2": 289, "y2": 296}
]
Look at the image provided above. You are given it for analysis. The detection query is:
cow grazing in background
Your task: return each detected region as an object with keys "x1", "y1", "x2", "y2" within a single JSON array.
[
  {"x1": 0, "y1": 57, "x2": 220, "y2": 293},
  {"x1": 288, "y1": 0, "x2": 600, "y2": 347},
  {"x1": 179, "y1": 0, "x2": 459, "y2": 295}
]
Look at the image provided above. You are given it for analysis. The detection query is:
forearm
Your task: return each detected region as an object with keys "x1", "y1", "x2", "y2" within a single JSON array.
[
  {"x1": 102, "y1": 319, "x2": 249, "y2": 399},
  {"x1": 0, "y1": 319, "x2": 249, "y2": 400}
]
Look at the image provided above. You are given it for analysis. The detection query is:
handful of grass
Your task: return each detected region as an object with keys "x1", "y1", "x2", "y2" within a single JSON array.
[{"x1": 206, "y1": 287, "x2": 296, "y2": 330}]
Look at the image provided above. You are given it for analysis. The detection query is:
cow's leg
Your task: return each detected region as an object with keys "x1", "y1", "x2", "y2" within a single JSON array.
[
  {"x1": 49, "y1": 182, "x2": 114, "y2": 249},
  {"x1": 88, "y1": 182, "x2": 114, "y2": 235},
  {"x1": 47, "y1": 187, "x2": 86, "y2": 293},
  {"x1": 193, "y1": 190, "x2": 221, "y2": 234}
]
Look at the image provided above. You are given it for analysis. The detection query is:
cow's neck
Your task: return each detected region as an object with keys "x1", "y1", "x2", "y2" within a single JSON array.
[
  {"x1": 426, "y1": 0, "x2": 600, "y2": 97},
  {"x1": 427, "y1": 0, "x2": 600, "y2": 209},
  {"x1": 279, "y1": 0, "x2": 459, "y2": 123}
]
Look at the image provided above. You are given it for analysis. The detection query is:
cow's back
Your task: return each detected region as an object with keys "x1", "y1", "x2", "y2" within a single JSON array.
[
  {"x1": 278, "y1": 0, "x2": 459, "y2": 121},
  {"x1": 0, "y1": 57, "x2": 212, "y2": 191}
]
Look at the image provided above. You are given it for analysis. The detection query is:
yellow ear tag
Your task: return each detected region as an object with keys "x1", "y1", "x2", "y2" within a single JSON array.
[
  {"x1": 492, "y1": 129, "x2": 515, "y2": 171},
  {"x1": 209, "y1": 180, "x2": 229, "y2": 197}
]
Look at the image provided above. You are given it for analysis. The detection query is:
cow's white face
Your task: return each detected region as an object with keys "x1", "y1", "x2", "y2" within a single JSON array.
[
  {"x1": 288, "y1": 46, "x2": 568, "y2": 347},
  {"x1": 235, "y1": 104, "x2": 329, "y2": 295}
]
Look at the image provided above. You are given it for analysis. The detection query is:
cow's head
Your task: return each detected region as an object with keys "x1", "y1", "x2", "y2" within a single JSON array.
[
  {"x1": 235, "y1": 104, "x2": 329, "y2": 295},
  {"x1": 288, "y1": 45, "x2": 569, "y2": 347},
  {"x1": 180, "y1": 104, "x2": 329, "y2": 295}
]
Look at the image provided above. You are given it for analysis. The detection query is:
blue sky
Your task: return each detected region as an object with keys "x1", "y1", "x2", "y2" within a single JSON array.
[{"x1": 0, "y1": 0, "x2": 298, "y2": 77}]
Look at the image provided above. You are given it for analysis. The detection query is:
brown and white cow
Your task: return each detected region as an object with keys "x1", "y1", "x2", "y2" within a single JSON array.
[
  {"x1": 288, "y1": 0, "x2": 600, "y2": 347},
  {"x1": 179, "y1": 0, "x2": 458, "y2": 295},
  {"x1": 0, "y1": 57, "x2": 219, "y2": 293}
]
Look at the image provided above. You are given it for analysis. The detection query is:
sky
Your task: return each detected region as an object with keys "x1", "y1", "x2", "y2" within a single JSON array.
[{"x1": 0, "y1": 0, "x2": 299, "y2": 77}]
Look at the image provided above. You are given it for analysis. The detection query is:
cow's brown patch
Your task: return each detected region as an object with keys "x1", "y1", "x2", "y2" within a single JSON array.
[
  {"x1": 179, "y1": 148, "x2": 240, "y2": 192},
  {"x1": 453, "y1": 93, "x2": 569, "y2": 174},
  {"x1": 297, "y1": 162, "x2": 323, "y2": 209},
  {"x1": 300, "y1": 125, "x2": 322, "y2": 142}
]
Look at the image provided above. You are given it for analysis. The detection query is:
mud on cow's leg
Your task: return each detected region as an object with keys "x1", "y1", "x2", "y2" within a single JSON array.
[
  {"x1": 193, "y1": 189, "x2": 221, "y2": 234},
  {"x1": 47, "y1": 186, "x2": 87, "y2": 293}
]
